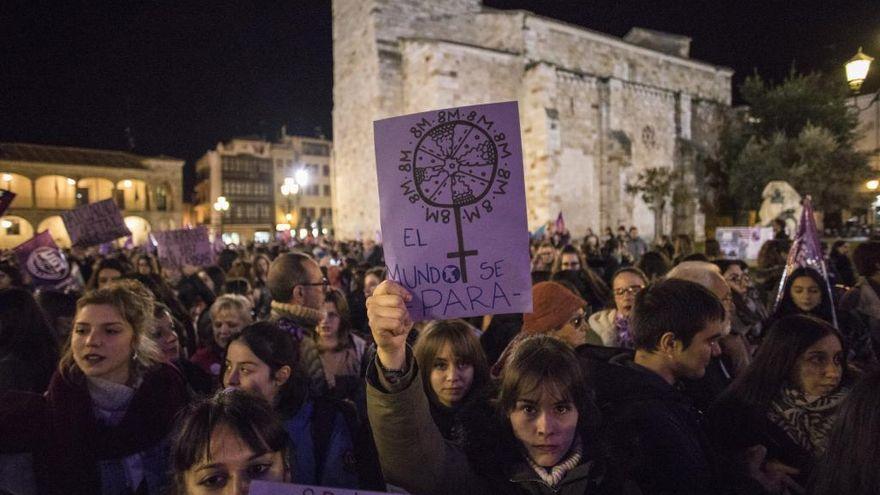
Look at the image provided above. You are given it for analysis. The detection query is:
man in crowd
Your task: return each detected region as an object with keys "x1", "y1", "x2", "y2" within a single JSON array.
[
  {"x1": 626, "y1": 226, "x2": 648, "y2": 263},
  {"x1": 267, "y1": 251, "x2": 330, "y2": 394}
]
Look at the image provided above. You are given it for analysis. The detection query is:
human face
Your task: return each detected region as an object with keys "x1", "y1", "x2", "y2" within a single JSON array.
[
  {"x1": 509, "y1": 386, "x2": 579, "y2": 467},
  {"x1": 536, "y1": 247, "x2": 555, "y2": 265},
  {"x1": 149, "y1": 312, "x2": 180, "y2": 362},
  {"x1": 791, "y1": 276, "x2": 822, "y2": 312},
  {"x1": 317, "y1": 302, "x2": 341, "y2": 342},
  {"x1": 182, "y1": 422, "x2": 287, "y2": 494},
  {"x1": 670, "y1": 319, "x2": 725, "y2": 380},
  {"x1": 364, "y1": 274, "x2": 381, "y2": 299},
  {"x1": 223, "y1": 341, "x2": 289, "y2": 404},
  {"x1": 213, "y1": 309, "x2": 246, "y2": 349},
  {"x1": 137, "y1": 258, "x2": 152, "y2": 276},
  {"x1": 629, "y1": 228, "x2": 638, "y2": 239},
  {"x1": 560, "y1": 253, "x2": 581, "y2": 271},
  {"x1": 97, "y1": 268, "x2": 122, "y2": 289},
  {"x1": 297, "y1": 261, "x2": 327, "y2": 310},
  {"x1": 723, "y1": 264, "x2": 748, "y2": 296},
  {"x1": 71, "y1": 304, "x2": 135, "y2": 385},
  {"x1": 795, "y1": 334, "x2": 843, "y2": 398},
  {"x1": 429, "y1": 343, "x2": 475, "y2": 408},
  {"x1": 613, "y1": 272, "x2": 645, "y2": 317},
  {"x1": 550, "y1": 309, "x2": 587, "y2": 347}
]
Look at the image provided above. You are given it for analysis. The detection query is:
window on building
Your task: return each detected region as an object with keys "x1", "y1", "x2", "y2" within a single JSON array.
[
  {"x1": 323, "y1": 185, "x2": 331, "y2": 197},
  {"x1": 302, "y1": 143, "x2": 330, "y2": 156},
  {"x1": 322, "y1": 165, "x2": 329, "y2": 177},
  {"x1": 4, "y1": 219, "x2": 20, "y2": 236}
]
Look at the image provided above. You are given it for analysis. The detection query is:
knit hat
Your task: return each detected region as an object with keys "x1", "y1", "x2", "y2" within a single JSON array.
[{"x1": 522, "y1": 281, "x2": 586, "y2": 334}]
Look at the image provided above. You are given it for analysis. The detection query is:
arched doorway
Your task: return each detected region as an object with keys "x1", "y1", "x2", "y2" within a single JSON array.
[
  {"x1": 37, "y1": 215, "x2": 71, "y2": 248},
  {"x1": 0, "y1": 173, "x2": 34, "y2": 207},
  {"x1": 0, "y1": 216, "x2": 34, "y2": 249},
  {"x1": 123, "y1": 216, "x2": 151, "y2": 246},
  {"x1": 116, "y1": 179, "x2": 148, "y2": 211},
  {"x1": 77, "y1": 177, "x2": 115, "y2": 206},
  {"x1": 35, "y1": 176, "x2": 77, "y2": 209}
]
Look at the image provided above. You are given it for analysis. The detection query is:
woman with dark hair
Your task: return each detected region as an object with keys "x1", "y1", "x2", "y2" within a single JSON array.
[
  {"x1": 827, "y1": 240, "x2": 856, "y2": 288},
  {"x1": 636, "y1": 250, "x2": 671, "y2": 282},
  {"x1": 170, "y1": 389, "x2": 290, "y2": 494},
  {"x1": 147, "y1": 302, "x2": 213, "y2": 396},
  {"x1": 0, "y1": 262, "x2": 23, "y2": 290},
  {"x1": 315, "y1": 288, "x2": 368, "y2": 406},
  {"x1": 707, "y1": 314, "x2": 851, "y2": 492},
  {"x1": 587, "y1": 268, "x2": 648, "y2": 349},
  {"x1": 36, "y1": 289, "x2": 80, "y2": 345},
  {"x1": 809, "y1": 371, "x2": 880, "y2": 495},
  {"x1": 754, "y1": 239, "x2": 787, "y2": 306},
  {"x1": 85, "y1": 258, "x2": 127, "y2": 290},
  {"x1": 413, "y1": 319, "x2": 490, "y2": 440},
  {"x1": 715, "y1": 259, "x2": 768, "y2": 346},
  {"x1": 135, "y1": 254, "x2": 160, "y2": 277},
  {"x1": 223, "y1": 322, "x2": 363, "y2": 489},
  {"x1": 366, "y1": 280, "x2": 635, "y2": 494},
  {"x1": 767, "y1": 267, "x2": 835, "y2": 326},
  {"x1": 199, "y1": 265, "x2": 226, "y2": 296},
  {"x1": 0, "y1": 288, "x2": 60, "y2": 393},
  {"x1": 251, "y1": 253, "x2": 272, "y2": 320},
  {"x1": 551, "y1": 244, "x2": 610, "y2": 311}
]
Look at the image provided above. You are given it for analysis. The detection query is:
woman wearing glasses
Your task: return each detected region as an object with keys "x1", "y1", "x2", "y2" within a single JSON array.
[
  {"x1": 587, "y1": 268, "x2": 648, "y2": 349},
  {"x1": 715, "y1": 259, "x2": 767, "y2": 347}
]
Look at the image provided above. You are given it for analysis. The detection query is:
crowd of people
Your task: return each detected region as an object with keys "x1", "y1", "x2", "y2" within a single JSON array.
[{"x1": 0, "y1": 229, "x2": 879, "y2": 495}]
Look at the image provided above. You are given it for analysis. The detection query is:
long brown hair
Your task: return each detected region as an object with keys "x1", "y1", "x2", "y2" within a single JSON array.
[{"x1": 414, "y1": 319, "x2": 489, "y2": 407}]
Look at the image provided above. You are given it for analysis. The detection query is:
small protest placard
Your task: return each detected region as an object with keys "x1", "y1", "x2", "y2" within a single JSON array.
[
  {"x1": 61, "y1": 199, "x2": 131, "y2": 247},
  {"x1": 374, "y1": 101, "x2": 532, "y2": 321},
  {"x1": 154, "y1": 226, "x2": 215, "y2": 269},
  {"x1": 716, "y1": 227, "x2": 774, "y2": 261},
  {"x1": 14, "y1": 231, "x2": 78, "y2": 290},
  {"x1": 0, "y1": 189, "x2": 15, "y2": 217},
  {"x1": 249, "y1": 481, "x2": 387, "y2": 495}
]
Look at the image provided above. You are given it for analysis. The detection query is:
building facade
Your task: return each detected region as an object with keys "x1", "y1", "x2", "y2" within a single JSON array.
[
  {"x1": 332, "y1": 0, "x2": 733, "y2": 240},
  {"x1": 194, "y1": 135, "x2": 334, "y2": 243},
  {"x1": 0, "y1": 142, "x2": 184, "y2": 249}
]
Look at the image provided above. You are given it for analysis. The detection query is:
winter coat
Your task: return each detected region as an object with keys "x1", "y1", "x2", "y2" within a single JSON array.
[
  {"x1": 366, "y1": 356, "x2": 640, "y2": 495},
  {"x1": 839, "y1": 277, "x2": 880, "y2": 365},
  {"x1": 0, "y1": 363, "x2": 188, "y2": 495},
  {"x1": 590, "y1": 354, "x2": 720, "y2": 495},
  {"x1": 284, "y1": 398, "x2": 360, "y2": 489}
]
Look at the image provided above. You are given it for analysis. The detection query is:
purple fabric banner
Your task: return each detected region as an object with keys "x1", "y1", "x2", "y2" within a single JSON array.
[
  {"x1": 14, "y1": 230, "x2": 77, "y2": 289},
  {"x1": 250, "y1": 481, "x2": 386, "y2": 495},
  {"x1": 374, "y1": 101, "x2": 532, "y2": 321},
  {"x1": 154, "y1": 226, "x2": 215, "y2": 269},
  {"x1": 61, "y1": 198, "x2": 131, "y2": 247},
  {"x1": 0, "y1": 189, "x2": 15, "y2": 217}
]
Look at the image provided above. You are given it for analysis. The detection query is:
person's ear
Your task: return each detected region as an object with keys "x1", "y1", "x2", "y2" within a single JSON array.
[
  {"x1": 273, "y1": 365, "x2": 292, "y2": 387},
  {"x1": 658, "y1": 331, "x2": 677, "y2": 357}
]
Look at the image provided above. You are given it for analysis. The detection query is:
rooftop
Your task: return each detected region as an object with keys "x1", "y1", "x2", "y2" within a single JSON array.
[{"x1": 0, "y1": 142, "x2": 182, "y2": 169}]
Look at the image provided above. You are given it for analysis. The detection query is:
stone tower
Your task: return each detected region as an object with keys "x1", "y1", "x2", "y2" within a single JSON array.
[{"x1": 332, "y1": 0, "x2": 732, "y2": 240}]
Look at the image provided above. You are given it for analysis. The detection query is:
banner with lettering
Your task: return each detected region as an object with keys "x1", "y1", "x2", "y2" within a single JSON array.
[
  {"x1": 249, "y1": 481, "x2": 387, "y2": 495},
  {"x1": 61, "y1": 198, "x2": 131, "y2": 247},
  {"x1": 14, "y1": 231, "x2": 78, "y2": 289},
  {"x1": 154, "y1": 226, "x2": 215, "y2": 269},
  {"x1": 373, "y1": 101, "x2": 532, "y2": 321}
]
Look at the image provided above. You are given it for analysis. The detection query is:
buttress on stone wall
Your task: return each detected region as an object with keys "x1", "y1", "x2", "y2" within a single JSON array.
[{"x1": 332, "y1": 0, "x2": 733, "y2": 241}]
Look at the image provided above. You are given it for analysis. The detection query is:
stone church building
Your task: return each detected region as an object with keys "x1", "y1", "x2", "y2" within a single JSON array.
[{"x1": 332, "y1": 0, "x2": 732, "y2": 240}]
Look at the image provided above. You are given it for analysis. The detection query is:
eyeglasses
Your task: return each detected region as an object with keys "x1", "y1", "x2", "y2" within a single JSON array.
[
  {"x1": 299, "y1": 277, "x2": 329, "y2": 291},
  {"x1": 613, "y1": 285, "x2": 645, "y2": 297},
  {"x1": 725, "y1": 274, "x2": 750, "y2": 283}
]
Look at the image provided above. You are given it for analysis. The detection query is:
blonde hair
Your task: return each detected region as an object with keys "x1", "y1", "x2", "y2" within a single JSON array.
[
  {"x1": 209, "y1": 294, "x2": 254, "y2": 323},
  {"x1": 60, "y1": 279, "x2": 163, "y2": 378}
]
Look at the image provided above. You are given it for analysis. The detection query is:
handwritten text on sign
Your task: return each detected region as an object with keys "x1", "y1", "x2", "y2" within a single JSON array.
[
  {"x1": 154, "y1": 226, "x2": 215, "y2": 268},
  {"x1": 61, "y1": 198, "x2": 131, "y2": 247},
  {"x1": 374, "y1": 101, "x2": 532, "y2": 321}
]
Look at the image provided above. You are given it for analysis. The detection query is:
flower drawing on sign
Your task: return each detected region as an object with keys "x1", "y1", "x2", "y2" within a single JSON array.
[{"x1": 398, "y1": 109, "x2": 512, "y2": 283}]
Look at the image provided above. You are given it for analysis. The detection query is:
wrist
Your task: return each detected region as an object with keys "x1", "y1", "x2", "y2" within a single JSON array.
[{"x1": 377, "y1": 347, "x2": 406, "y2": 371}]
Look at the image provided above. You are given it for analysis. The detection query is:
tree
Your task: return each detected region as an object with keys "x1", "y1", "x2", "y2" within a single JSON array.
[
  {"x1": 626, "y1": 167, "x2": 682, "y2": 239},
  {"x1": 717, "y1": 69, "x2": 871, "y2": 224}
]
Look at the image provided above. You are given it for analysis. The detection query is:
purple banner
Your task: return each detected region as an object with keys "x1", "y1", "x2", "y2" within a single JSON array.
[
  {"x1": 374, "y1": 101, "x2": 532, "y2": 321},
  {"x1": 250, "y1": 481, "x2": 387, "y2": 495},
  {"x1": 154, "y1": 226, "x2": 215, "y2": 268},
  {"x1": 61, "y1": 198, "x2": 131, "y2": 247},
  {"x1": 14, "y1": 231, "x2": 77, "y2": 289},
  {"x1": 0, "y1": 189, "x2": 15, "y2": 217}
]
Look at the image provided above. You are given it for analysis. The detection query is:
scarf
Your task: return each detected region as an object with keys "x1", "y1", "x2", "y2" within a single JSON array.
[
  {"x1": 767, "y1": 386, "x2": 849, "y2": 456},
  {"x1": 271, "y1": 301, "x2": 324, "y2": 337},
  {"x1": 614, "y1": 313, "x2": 634, "y2": 349},
  {"x1": 525, "y1": 437, "x2": 583, "y2": 488}
]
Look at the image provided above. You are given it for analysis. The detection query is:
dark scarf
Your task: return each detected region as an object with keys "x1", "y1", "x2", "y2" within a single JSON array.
[
  {"x1": 41, "y1": 363, "x2": 188, "y2": 494},
  {"x1": 767, "y1": 386, "x2": 849, "y2": 457}
]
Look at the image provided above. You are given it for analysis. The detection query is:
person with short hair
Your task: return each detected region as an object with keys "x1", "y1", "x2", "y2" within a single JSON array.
[
  {"x1": 592, "y1": 278, "x2": 726, "y2": 494},
  {"x1": 170, "y1": 389, "x2": 290, "y2": 494},
  {"x1": 192, "y1": 294, "x2": 253, "y2": 379},
  {"x1": 86, "y1": 258, "x2": 127, "y2": 290}
]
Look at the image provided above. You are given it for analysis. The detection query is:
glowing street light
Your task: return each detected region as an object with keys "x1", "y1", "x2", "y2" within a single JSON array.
[
  {"x1": 868, "y1": 179, "x2": 879, "y2": 191},
  {"x1": 213, "y1": 195, "x2": 230, "y2": 238},
  {"x1": 1, "y1": 174, "x2": 11, "y2": 183},
  {"x1": 123, "y1": 179, "x2": 133, "y2": 189},
  {"x1": 294, "y1": 168, "x2": 309, "y2": 187},
  {"x1": 846, "y1": 47, "x2": 874, "y2": 92}
]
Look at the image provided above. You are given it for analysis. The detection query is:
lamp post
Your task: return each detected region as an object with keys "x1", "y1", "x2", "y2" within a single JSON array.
[
  {"x1": 213, "y1": 195, "x2": 230, "y2": 241},
  {"x1": 281, "y1": 169, "x2": 309, "y2": 237}
]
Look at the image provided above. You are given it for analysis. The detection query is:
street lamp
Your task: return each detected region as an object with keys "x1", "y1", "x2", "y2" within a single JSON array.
[
  {"x1": 213, "y1": 195, "x2": 230, "y2": 240},
  {"x1": 868, "y1": 179, "x2": 879, "y2": 191},
  {"x1": 846, "y1": 47, "x2": 874, "y2": 92},
  {"x1": 281, "y1": 169, "x2": 309, "y2": 235}
]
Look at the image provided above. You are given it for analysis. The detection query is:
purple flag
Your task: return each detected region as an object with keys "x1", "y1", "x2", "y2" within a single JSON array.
[
  {"x1": 0, "y1": 189, "x2": 15, "y2": 217},
  {"x1": 14, "y1": 231, "x2": 78, "y2": 290},
  {"x1": 61, "y1": 199, "x2": 131, "y2": 247},
  {"x1": 373, "y1": 101, "x2": 532, "y2": 321},
  {"x1": 773, "y1": 196, "x2": 837, "y2": 326},
  {"x1": 555, "y1": 211, "x2": 566, "y2": 233},
  {"x1": 154, "y1": 226, "x2": 215, "y2": 269}
]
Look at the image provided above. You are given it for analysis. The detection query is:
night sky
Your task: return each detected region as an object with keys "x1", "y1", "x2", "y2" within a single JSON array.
[{"x1": 2, "y1": 0, "x2": 878, "y2": 200}]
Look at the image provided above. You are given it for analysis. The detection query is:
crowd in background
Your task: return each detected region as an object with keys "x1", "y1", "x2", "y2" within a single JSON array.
[{"x1": 0, "y1": 226, "x2": 879, "y2": 495}]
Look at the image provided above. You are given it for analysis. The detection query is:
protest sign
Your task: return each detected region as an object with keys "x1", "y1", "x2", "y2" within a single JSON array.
[
  {"x1": 374, "y1": 101, "x2": 532, "y2": 321},
  {"x1": 0, "y1": 189, "x2": 15, "y2": 217},
  {"x1": 61, "y1": 198, "x2": 131, "y2": 247},
  {"x1": 249, "y1": 481, "x2": 387, "y2": 495},
  {"x1": 716, "y1": 227, "x2": 773, "y2": 261},
  {"x1": 154, "y1": 226, "x2": 215, "y2": 268},
  {"x1": 14, "y1": 230, "x2": 78, "y2": 290}
]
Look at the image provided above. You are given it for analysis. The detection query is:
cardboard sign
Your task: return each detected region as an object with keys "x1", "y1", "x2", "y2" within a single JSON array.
[
  {"x1": 374, "y1": 101, "x2": 532, "y2": 321},
  {"x1": 0, "y1": 189, "x2": 15, "y2": 217},
  {"x1": 716, "y1": 227, "x2": 774, "y2": 261},
  {"x1": 61, "y1": 199, "x2": 131, "y2": 247},
  {"x1": 14, "y1": 231, "x2": 78, "y2": 289},
  {"x1": 154, "y1": 226, "x2": 215, "y2": 268},
  {"x1": 249, "y1": 481, "x2": 387, "y2": 495}
]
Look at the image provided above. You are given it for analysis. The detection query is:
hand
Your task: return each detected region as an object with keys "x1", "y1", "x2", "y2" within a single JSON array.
[
  {"x1": 366, "y1": 280, "x2": 413, "y2": 370},
  {"x1": 745, "y1": 445, "x2": 804, "y2": 494}
]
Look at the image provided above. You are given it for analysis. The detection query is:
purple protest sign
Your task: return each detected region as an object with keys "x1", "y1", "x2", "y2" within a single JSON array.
[
  {"x1": 249, "y1": 481, "x2": 386, "y2": 495},
  {"x1": 0, "y1": 189, "x2": 15, "y2": 217},
  {"x1": 14, "y1": 231, "x2": 78, "y2": 290},
  {"x1": 154, "y1": 226, "x2": 215, "y2": 269},
  {"x1": 61, "y1": 198, "x2": 131, "y2": 247},
  {"x1": 374, "y1": 101, "x2": 532, "y2": 321}
]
